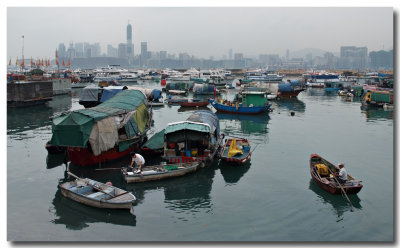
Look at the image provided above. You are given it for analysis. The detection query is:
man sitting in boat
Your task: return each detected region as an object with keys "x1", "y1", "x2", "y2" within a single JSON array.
[
  {"x1": 130, "y1": 153, "x2": 145, "y2": 173},
  {"x1": 335, "y1": 163, "x2": 347, "y2": 184}
]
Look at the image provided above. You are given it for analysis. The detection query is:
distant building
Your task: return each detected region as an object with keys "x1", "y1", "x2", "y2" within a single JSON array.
[
  {"x1": 229, "y1": 49, "x2": 233, "y2": 60},
  {"x1": 140, "y1": 42, "x2": 148, "y2": 66},
  {"x1": 259, "y1": 54, "x2": 280, "y2": 66},
  {"x1": 340, "y1": 46, "x2": 368, "y2": 69},
  {"x1": 75, "y1": 43, "x2": 84, "y2": 58},
  {"x1": 58, "y1": 43, "x2": 66, "y2": 59},
  {"x1": 234, "y1": 53, "x2": 243, "y2": 60},
  {"x1": 118, "y1": 43, "x2": 127, "y2": 58},
  {"x1": 127, "y1": 22, "x2": 134, "y2": 58},
  {"x1": 160, "y1": 51, "x2": 167, "y2": 60},
  {"x1": 369, "y1": 50, "x2": 393, "y2": 69},
  {"x1": 107, "y1": 44, "x2": 118, "y2": 57}
]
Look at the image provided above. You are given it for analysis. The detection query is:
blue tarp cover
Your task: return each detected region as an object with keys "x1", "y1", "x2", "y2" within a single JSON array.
[{"x1": 100, "y1": 87, "x2": 125, "y2": 103}]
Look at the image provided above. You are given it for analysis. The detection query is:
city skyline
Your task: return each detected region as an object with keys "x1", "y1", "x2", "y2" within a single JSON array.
[{"x1": 7, "y1": 7, "x2": 393, "y2": 61}]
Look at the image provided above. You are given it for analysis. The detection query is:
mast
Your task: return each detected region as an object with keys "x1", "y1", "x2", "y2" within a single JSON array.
[{"x1": 21, "y1": 35, "x2": 24, "y2": 73}]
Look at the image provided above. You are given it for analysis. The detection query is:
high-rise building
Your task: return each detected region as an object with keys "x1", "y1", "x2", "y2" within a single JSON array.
[
  {"x1": 75, "y1": 43, "x2": 84, "y2": 58},
  {"x1": 127, "y1": 22, "x2": 134, "y2": 58},
  {"x1": 58, "y1": 43, "x2": 66, "y2": 59},
  {"x1": 160, "y1": 51, "x2": 167, "y2": 60},
  {"x1": 234, "y1": 53, "x2": 243, "y2": 60},
  {"x1": 141, "y1": 42, "x2": 148, "y2": 59},
  {"x1": 340, "y1": 46, "x2": 368, "y2": 69},
  {"x1": 107, "y1": 44, "x2": 118, "y2": 57},
  {"x1": 118, "y1": 43, "x2": 127, "y2": 58}
]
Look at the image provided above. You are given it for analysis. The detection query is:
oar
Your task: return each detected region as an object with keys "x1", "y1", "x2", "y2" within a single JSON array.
[
  {"x1": 326, "y1": 167, "x2": 354, "y2": 210},
  {"x1": 66, "y1": 171, "x2": 114, "y2": 197},
  {"x1": 250, "y1": 143, "x2": 260, "y2": 154}
]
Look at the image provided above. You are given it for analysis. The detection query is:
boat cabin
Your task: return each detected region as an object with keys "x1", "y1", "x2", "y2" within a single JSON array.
[
  {"x1": 163, "y1": 110, "x2": 220, "y2": 163},
  {"x1": 235, "y1": 91, "x2": 269, "y2": 107}
]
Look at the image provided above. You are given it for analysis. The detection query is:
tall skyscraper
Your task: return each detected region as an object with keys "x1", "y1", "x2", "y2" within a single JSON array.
[{"x1": 127, "y1": 22, "x2": 133, "y2": 57}]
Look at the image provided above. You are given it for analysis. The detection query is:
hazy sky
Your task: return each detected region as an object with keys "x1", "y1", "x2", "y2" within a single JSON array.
[{"x1": 7, "y1": 7, "x2": 393, "y2": 60}]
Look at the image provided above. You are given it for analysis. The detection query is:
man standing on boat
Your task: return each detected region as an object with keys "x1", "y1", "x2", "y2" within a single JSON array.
[
  {"x1": 335, "y1": 163, "x2": 347, "y2": 184},
  {"x1": 130, "y1": 152, "x2": 145, "y2": 173}
]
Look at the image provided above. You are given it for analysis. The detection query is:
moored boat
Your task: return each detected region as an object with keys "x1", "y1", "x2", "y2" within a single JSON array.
[
  {"x1": 163, "y1": 110, "x2": 223, "y2": 164},
  {"x1": 59, "y1": 172, "x2": 136, "y2": 209},
  {"x1": 209, "y1": 91, "x2": 272, "y2": 115},
  {"x1": 48, "y1": 89, "x2": 151, "y2": 166},
  {"x1": 178, "y1": 99, "x2": 209, "y2": 107},
  {"x1": 166, "y1": 98, "x2": 200, "y2": 105},
  {"x1": 121, "y1": 161, "x2": 201, "y2": 183},
  {"x1": 309, "y1": 154, "x2": 363, "y2": 195},
  {"x1": 361, "y1": 89, "x2": 394, "y2": 108},
  {"x1": 220, "y1": 138, "x2": 251, "y2": 164}
]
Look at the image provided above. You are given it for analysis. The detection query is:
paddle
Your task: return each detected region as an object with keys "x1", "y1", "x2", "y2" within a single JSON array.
[
  {"x1": 67, "y1": 171, "x2": 114, "y2": 197},
  {"x1": 326, "y1": 167, "x2": 354, "y2": 211}
]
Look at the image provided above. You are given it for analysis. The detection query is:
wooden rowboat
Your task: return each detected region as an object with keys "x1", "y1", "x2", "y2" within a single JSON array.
[
  {"x1": 220, "y1": 138, "x2": 251, "y2": 164},
  {"x1": 166, "y1": 98, "x2": 200, "y2": 105},
  {"x1": 59, "y1": 172, "x2": 136, "y2": 209},
  {"x1": 121, "y1": 161, "x2": 202, "y2": 183},
  {"x1": 178, "y1": 99, "x2": 209, "y2": 107},
  {"x1": 310, "y1": 154, "x2": 363, "y2": 195}
]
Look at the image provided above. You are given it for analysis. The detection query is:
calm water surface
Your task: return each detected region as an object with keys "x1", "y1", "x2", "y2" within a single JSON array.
[{"x1": 7, "y1": 81, "x2": 394, "y2": 242}]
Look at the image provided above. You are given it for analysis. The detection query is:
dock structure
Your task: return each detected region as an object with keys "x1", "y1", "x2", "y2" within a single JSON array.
[{"x1": 7, "y1": 80, "x2": 53, "y2": 107}]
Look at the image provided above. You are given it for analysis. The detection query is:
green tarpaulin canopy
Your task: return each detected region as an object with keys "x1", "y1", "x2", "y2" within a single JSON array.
[
  {"x1": 142, "y1": 129, "x2": 165, "y2": 150},
  {"x1": 49, "y1": 89, "x2": 148, "y2": 148},
  {"x1": 50, "y1": 112, "x2": 94, "y2": 147},
  {"x1": 165, "y1": 122, "x2": 210, "y2": 135}
]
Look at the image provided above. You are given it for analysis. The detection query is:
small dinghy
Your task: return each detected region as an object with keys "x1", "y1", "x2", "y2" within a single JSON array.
[
  {"x1": 59, "y1": 172, "x2": 136, "y2": 210},
  {"x1": 178, "y1": 99, "x2": 209, "y2": 107},
  {"x1": 121, "y1": 161, "x2": 202, "y2": 183},
  {"x1": 220, "y1": 138, "x2": 251, "y2": 164},
  {"x1": 310, "y1": 154, "x2": 363, "y2": 195}
]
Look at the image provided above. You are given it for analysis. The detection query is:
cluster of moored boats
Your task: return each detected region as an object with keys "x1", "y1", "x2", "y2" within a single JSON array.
[{"x1": 8, "y1": 66, "x2": 392, "y2": 212}]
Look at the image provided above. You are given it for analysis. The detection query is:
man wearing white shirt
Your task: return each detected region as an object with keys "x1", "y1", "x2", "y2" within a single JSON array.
[
  {"x1": 336, "y1": 163, "x2": 347, "y2": 184},
  {"x1": 130, "y1": 152, "x2": 145, "y2": 173}
]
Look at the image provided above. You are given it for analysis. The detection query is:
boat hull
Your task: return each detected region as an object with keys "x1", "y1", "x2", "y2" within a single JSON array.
[
  {"x1": 68, "y1": 145, "x2": 138, "y2": 167},
  {"x1": 122, "y1": 162, "x2": 201, "y2": 183},
  {"x1": 278, "y1": 90, "x2": 303, "y2": 98},
  {"x1": 178, "y1": 100, "x2": 209, "y2": 107},
  {"x1": 209, "y1": 99, "x2": 271, "y2": 115},
  {"x1": 220, "y1": 138, "x2": 251, "y2": 165},
  {"x1": 59, "y1": 179, "x2": 135, "y2": 209}
]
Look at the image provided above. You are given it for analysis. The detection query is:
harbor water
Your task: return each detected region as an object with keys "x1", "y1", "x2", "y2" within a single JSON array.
[{"x1": 7, "y1": 81, "x2": 394, "y2": 242}]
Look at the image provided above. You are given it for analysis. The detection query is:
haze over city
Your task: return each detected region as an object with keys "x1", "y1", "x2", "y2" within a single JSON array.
[{"x1": 7, "y1": 7, "x2": 393, "y2": 60}]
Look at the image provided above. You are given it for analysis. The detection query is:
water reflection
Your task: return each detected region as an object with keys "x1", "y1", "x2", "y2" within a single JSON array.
[
  {"x1": 305, "y1": 88, "x2": 326, "y2": 96},
  {"x1": 46, "y1": 152, "x2": 68, "y2": 169},
  {"x1": 125, "y1": 162, "x2": 218, "y2": 221},
  {"x1": 64, "y1": 159, "x2": 218, "y2": 223},
  {"x1": 50, "y1": 188, "x2": 136, "y2": 230},
  {"x1": 218, "y1": 160, "x2": 251, "y2": 184},
  {"x1": 7, "y1": 94, "x2": 72, "y2": 135},
  {"x1": 274, "y1": 98, "x2": 306, "y2": 113},
  {"x1": 308, "y1": 179, "x2": 362, "y2": 221},
  {"x1": 216, "y1": 112, "x2": 270, "y2": 135},
  {"x1": 360, "y1": 106, "x2": 394, "y2": 121}
]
